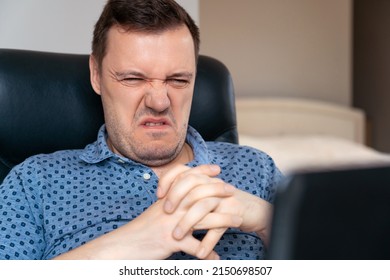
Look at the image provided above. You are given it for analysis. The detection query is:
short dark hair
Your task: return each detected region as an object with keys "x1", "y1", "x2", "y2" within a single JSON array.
[{"x1": 92, "y1": 0, "x2": 200, "y2": 68}]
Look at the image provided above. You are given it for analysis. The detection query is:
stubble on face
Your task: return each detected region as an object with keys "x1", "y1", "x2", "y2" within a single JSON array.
[
  {"x1": 105, "y1": 107, "x2": 189, "y2": 167},
  {"x1": 96, "y1": 25, "x2": 196, "y2": 168}
]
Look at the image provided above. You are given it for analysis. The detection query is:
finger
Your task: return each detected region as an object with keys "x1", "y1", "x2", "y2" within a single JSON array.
[
  {"x1": 173, "y1": 197, "x2": 221, "y2": 239},
  {"x1": 193, "y1": 213, "x2": 243, "y2": 230},
  {"x1": 167, "y1": 180, "x2": 235, "y2": 214},
  {"x1": 196, "y1": 228, "x2": 227, "y2": 259},
  {"x1": 159, "y1": 165, "x2": 223, "y2": 214},
  {"x1": 203, "y1": 251, "x2": 220, "y2": 260},
  {"x1": 180, "y1": 182, "x2": 235, "y2": 208},
  {"x1": 178, "y1": 233, "x2": 220, "y2": 260},
  {"x1": 165, "y1": 175, "x2": 222, "y2": 212},
  {"x1": 157, "y1": 164, "x2": 221, "y2": 199},
  {"x1": 157, "y1": 165, "x2": 190, "y2": 198}
]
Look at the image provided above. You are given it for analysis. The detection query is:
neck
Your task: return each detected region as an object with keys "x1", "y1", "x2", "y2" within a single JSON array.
[{"x1": 151, "y1": 142, "x2": 193, "y2": 178}]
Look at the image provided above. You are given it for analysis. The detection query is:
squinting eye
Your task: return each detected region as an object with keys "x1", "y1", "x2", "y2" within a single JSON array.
[
  {"x1": 121, "y1": 77, "x2": 146, "y2": 87},
  {"x1": 166, "y1": 79, "x2": 190, "y2": 89}
]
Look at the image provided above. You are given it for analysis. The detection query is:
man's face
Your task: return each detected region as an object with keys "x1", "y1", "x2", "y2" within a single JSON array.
[{"x1": 90, "y1": 25, "x2": 196, "y2": 167}]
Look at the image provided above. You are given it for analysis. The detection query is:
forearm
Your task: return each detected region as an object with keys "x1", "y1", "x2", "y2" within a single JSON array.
[
  {"x1": 53, "y1": 221, "x2": 158, "y2": 260},
  {"x1": 53, "y1": 198, "x2": 210, "y2": 260}
]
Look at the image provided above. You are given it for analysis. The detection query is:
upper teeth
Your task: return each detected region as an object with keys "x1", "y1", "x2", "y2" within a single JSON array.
[{"x1": 145, "y1": 122, "x2": 164, "y2": 126}]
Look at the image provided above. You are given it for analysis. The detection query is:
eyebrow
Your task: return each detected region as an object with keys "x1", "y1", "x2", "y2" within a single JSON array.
[
  {"x1": 113, "y1": 71, "x2": 145, "y2": 79},
  {"x1": 167, "y1": 72, "x2": 194, "y2": 80},
  {"x1": 114, "y1": 71, "x2": 194, "y2": 80}
]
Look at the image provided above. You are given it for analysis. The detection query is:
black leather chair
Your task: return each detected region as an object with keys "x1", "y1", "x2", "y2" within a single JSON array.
[{"x1": 0, "y1": 49, "x2": 237, "y2": 183}]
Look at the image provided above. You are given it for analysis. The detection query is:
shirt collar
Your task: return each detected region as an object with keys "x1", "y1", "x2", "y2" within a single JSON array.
[
  {"x1": 80, "y1": 124, "x2": 211, "y2": 166},
  {"x1": 186, "y1": 126, "x2": 211, "y2": 166},
  {"x1": 79, "y1": 125, "x2": 116, "y2": 164}
]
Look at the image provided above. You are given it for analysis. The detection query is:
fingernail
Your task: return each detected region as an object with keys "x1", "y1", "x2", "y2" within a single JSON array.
[
  {"x1": 173, "y1": 226, "x2": 183, "y2": 239},
  {"x1": 224, "y1": 184, "x2": 235, "y2": 193},
  {"x1": 210, "y1": 165, "x2": 220, "y2": 172},
  {"x1": 232, "y1": 215, "x2": 243, "y2": 226},
  {"x1": 197, "y1": 247, "x2": 206, "y2": 259},
  {"x1": 164, "y1": 200, "x2": 173, "y2": 213}
]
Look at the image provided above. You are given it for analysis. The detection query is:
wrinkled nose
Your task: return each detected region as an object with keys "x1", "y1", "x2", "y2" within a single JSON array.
[{"x1": 144, "y1": 82, "x2": 171, "y2": 113}]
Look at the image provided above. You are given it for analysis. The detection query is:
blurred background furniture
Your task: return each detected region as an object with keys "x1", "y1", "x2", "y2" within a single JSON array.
[{"x1": 236, "y1": 97, "x2": 390, "y2": 174}]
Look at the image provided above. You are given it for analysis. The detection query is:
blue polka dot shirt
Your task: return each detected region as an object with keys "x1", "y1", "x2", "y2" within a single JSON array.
[{"x1": 0, "y1": 125, "x2": 283, "y2": 260}]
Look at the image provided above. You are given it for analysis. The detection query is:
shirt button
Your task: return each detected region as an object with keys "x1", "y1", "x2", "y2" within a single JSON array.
[
  {"x1": 118, "y1": 159, "x2": 125, "y2": 164},
  {"x1": 143, "y1": 173, "x2": 151, "y2": 180}
]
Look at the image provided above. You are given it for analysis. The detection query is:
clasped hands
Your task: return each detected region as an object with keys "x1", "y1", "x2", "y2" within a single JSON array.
[{"x1": 145, "y1": 164, "x2": 272, "y2": 260}]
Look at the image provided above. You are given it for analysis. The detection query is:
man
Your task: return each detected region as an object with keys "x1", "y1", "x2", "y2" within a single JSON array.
[{"x1": 0, "y1": 0, "x2": 283, "y2": 260}]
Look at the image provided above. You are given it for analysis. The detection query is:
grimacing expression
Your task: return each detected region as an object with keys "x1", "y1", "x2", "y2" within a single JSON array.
[{"x1": 90, "y1": 25, "x2": 196, "y2": 167}]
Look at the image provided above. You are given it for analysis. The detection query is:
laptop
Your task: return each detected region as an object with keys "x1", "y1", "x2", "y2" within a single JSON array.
[{"x1": 267, "y1": 164, "x2": 390, "y2": 259}]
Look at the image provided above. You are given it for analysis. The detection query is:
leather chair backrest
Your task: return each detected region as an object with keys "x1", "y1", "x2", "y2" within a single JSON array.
[{"x1": 0, "y1": 49, "x2": 237, "y2": 183}]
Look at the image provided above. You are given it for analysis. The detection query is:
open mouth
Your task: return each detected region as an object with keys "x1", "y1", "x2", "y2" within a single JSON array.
[
  {"x1": 144, "y1": 122, "x2": 165, "y2": 127},
  {"x1": 141, "y1": 117, "x2": 171, "y2": 128}
]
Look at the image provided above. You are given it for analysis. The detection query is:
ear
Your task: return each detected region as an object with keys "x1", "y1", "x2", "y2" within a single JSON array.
[{"x1": 89, "y1": 55, "x2": 101, "y2": 95}]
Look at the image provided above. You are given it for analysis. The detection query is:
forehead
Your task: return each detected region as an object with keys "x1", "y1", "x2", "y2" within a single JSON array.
[{"x1": 102, "y1": 25, "x2": 196, "y2": 74}]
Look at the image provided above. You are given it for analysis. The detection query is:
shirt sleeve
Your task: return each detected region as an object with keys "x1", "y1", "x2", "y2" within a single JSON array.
[
  {"x1": 267, "y1": 161, "x2": 284, "y2": 203},
  {"x1": 0, "y1": 166, "x2": 45, "y2": 260}
]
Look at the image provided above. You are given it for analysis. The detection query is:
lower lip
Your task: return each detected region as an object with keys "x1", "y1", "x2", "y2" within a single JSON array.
[{"x1": 141, "y1": 124, "x2": 171, "y2": 138}]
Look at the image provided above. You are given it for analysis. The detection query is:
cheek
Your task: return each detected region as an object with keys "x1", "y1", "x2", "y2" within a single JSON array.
[
  {"x1": 171, "y1": 90, "x2": 193, "y2": 119},
  {"x1": 100, "y1": 82, "x2": 144, "y2": 121}
]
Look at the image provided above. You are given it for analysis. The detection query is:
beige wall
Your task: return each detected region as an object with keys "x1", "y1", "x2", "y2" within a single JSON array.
[
  {"x1": 200, "y1": 0, "x2": 352, "y2": 106},
  {"x1": 0, "y1": 0, "x2": 199, "y2": 54},
  {"x1": 0, "y1": 0, "x2": 106, "y2": 54}
]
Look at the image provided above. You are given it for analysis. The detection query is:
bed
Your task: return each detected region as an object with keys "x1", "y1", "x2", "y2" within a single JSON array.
[{"x1": 236, "y1": 97, "x2": 390, "y2": 174}]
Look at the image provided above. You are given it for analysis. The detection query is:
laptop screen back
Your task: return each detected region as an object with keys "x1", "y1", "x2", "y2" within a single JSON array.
[{"x1": 267, "y1": 165, "x2": 390, "y2": 259}]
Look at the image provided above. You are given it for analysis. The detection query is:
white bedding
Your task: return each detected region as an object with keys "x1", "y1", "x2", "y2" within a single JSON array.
[
  {"x1": 239, "y1": 134, "x2": 390, "y2": 174},
  {"x1": 236, "y1": 97, "x2": 390, "y2": 174}
]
